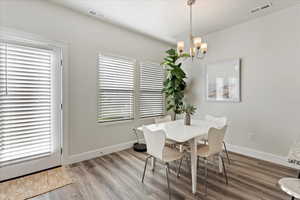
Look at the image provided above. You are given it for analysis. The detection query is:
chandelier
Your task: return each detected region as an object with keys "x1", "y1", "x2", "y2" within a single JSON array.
[{"x1": 177, "y1": 0, "x2": 208, "y2": 59}]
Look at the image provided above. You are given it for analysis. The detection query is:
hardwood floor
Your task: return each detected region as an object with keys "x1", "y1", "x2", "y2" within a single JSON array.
[{"x1": 31, "y1": 149, "x2": 297, "y2": 200}]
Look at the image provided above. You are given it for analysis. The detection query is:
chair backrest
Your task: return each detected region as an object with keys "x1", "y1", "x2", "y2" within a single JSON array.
[
  {"x1": 142, "y1": 126, "x2": 166, "y2": 160},
  {"x1": 155, "y1": 115, "x2": 172, "y2": 124},
  {"x1": 207, "y1": 125, "x2": 228, "y2": 155},
  {"x1": 205, "y1": 115, "x2": 227, "y2": 129}
]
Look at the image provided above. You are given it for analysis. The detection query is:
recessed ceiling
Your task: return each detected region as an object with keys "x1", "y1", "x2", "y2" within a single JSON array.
[{"x1": 48, "y1": 0, "x2": 300, "y2": 44}]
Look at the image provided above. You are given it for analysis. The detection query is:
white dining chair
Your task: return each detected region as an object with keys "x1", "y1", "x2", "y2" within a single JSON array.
[
  {"x1": 279, "y1": 141, "x2": 300, "y2": 200},
  {"x1": 197, "y1": 125, "x2": 229, "y2": 195},
  {"x1": 279, "y1": 177, "x2": 300, "y2": 200},
  {"x1": 141, "y1": 126, "x2": 184, "y2": 200},
  {"x1": 155, "y1": 115, "x2": 177, "y2": 147},
  {"x1": 204, "y1": 115, "x2": 231, "y2": 164}
]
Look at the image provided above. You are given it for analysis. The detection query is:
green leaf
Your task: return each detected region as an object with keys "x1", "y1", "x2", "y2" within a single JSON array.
[
  {"x1": 167, "y1": 105, "x2": 174, "y2": 111},
  {"x1": 180, "y1": 53, "x2": 190, "y2": 58},
  {"x1": 166, "y1": 48, "x2": 176, "y2": 56},
  {"x1": 164, "y1": 57, "x2": 172, "y2": 62}
]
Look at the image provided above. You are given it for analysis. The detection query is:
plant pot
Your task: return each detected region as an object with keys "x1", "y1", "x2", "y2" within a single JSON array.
[{"x1": 184, "y1": 113, "x2": 191, "y2": 126}]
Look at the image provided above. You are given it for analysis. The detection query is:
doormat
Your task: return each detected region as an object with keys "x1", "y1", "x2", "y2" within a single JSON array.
[{"x1": 0, "y1": 167, "x2": 73, "y2": 200}]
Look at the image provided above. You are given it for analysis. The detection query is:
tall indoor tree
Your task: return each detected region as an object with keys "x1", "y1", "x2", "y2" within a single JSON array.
[{"x1": 161, "y1": 48, "x2": 188, "y2": 119}]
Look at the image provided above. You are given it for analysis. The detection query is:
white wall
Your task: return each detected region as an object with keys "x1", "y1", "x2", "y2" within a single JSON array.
[
  {"x1": 0, "y1": 0, "x2": 171, "y2": 161},
  {"x1": 184, "y1": 5, "x2": 300, "y2": 158}
]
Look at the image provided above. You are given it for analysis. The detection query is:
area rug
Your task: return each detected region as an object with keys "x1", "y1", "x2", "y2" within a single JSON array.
[{"x1": 0, "y1": 167, "x2": 73, "y2": 200}]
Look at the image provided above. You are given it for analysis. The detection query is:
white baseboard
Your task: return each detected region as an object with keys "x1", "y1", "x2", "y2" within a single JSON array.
[
  {"x1": 63, "y1": 140, "x2": 142, "y2": 165},
  {"x1": 226, "y1": 143, "x2": 299, "y2": 169}
]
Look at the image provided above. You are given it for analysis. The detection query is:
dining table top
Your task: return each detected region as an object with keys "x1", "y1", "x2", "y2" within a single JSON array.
[{"x1": 137, "y1": 119, "x2": 213, "y2": 143}]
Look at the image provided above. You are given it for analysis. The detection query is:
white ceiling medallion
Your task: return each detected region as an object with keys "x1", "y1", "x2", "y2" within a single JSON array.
[{"x1": 177, "y1": 0, "x2": 207, "y2": 60}]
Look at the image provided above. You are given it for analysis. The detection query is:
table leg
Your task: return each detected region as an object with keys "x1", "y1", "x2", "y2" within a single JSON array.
[{"x1": 190, "y1": 138, "x2": 197, "y2": 194}]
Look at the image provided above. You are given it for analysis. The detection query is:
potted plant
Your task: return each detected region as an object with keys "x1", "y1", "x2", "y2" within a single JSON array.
[
  {"x1": 181, "y1": 104, "x2": 197, "y2": 126},
  {"x1": 161, "y1": 48, "x2": 189, "y2": 120}
]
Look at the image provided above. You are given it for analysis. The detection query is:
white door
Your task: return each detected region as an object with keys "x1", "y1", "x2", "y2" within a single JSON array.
[{"x1": 0, "y1": 41, "x2": 62, "y2": 181}]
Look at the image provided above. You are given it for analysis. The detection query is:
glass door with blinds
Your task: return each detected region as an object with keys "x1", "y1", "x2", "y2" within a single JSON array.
[{"x1": 0, "y1": 41, "x2": 62, "y2": 181}]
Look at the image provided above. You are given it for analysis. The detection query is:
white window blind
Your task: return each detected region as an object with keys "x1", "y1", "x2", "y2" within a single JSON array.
[
  {"x1": 0, "y1": 42, "x2": 53, "y2": 167},
  {"x1": 98, "y1": 54, "x2": 135, "y2": 123},
  {"x1": 139, "y1": 62, "x2": 165, "y2": 118}
]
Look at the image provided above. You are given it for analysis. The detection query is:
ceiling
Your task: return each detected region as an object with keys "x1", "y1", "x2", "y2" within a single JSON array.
[{"x1": 49, "y1": 0, "x2": 300, "y2": 44}]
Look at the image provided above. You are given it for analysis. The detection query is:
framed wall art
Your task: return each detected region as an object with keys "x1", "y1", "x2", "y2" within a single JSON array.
[{"x1": 206, "y1": 58, "x2": 241, "y2": 102}]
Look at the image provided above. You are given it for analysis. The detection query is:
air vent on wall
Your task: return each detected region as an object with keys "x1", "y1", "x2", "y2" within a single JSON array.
[
  {"x1": 88, "y1": 9, "x2": 105, "y2": 19},
  {"x1": 88, "y1": 9, "x2": 97, "y2": 15},
  {"x1": 250, "y1": 2, "x2": 272, "y2": 14}
]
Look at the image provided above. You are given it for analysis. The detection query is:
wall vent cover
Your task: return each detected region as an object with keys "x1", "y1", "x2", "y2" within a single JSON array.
[{"x1": 88, "y1": 10, "x2": 97, "y2": 15}]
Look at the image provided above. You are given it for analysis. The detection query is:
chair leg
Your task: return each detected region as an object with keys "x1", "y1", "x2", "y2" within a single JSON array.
[
  {"x1": 142, "y1": 156, "x2": 151, "y2": 183},
  {"x1": 223, "y1": 141, "x2": 231, "y2": 165},
  {"x1": 291, "y1": 197, "x2": 294, "y2": 200},
  {"x1": 151, "y1": 157, "x2": 156, "y2": 172},
  {"x1": 214, "y1": 155, "x2": 219, "y2": 175},
  {"x1": 177, "y1": 157, "x2": 184, "y2": 178},
  {"x1": 185, "y1": 155, "x2": 190, "y2": 171},
  {"x1": 166, "y1": 163, "x2": 171, "y2": 200},
  {"x1": 221, "y1": 156, "x2": 228, "y2": 185},
  {"x1": 204, "y1": 158, "x2": 208, "y2": 195},
  {"x1": 197, "y1": 156, "x2": 200, "y2": 170}
]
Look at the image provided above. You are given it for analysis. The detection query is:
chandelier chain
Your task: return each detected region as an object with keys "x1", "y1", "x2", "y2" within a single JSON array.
[{"x1": 190, "y1": 2, "x2": 193, "y2": 38}]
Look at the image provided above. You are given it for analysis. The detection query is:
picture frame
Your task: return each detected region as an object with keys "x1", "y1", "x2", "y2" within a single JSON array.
[{"x1": 205, "y1": 58, "x2": 241, "y2": 102}]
